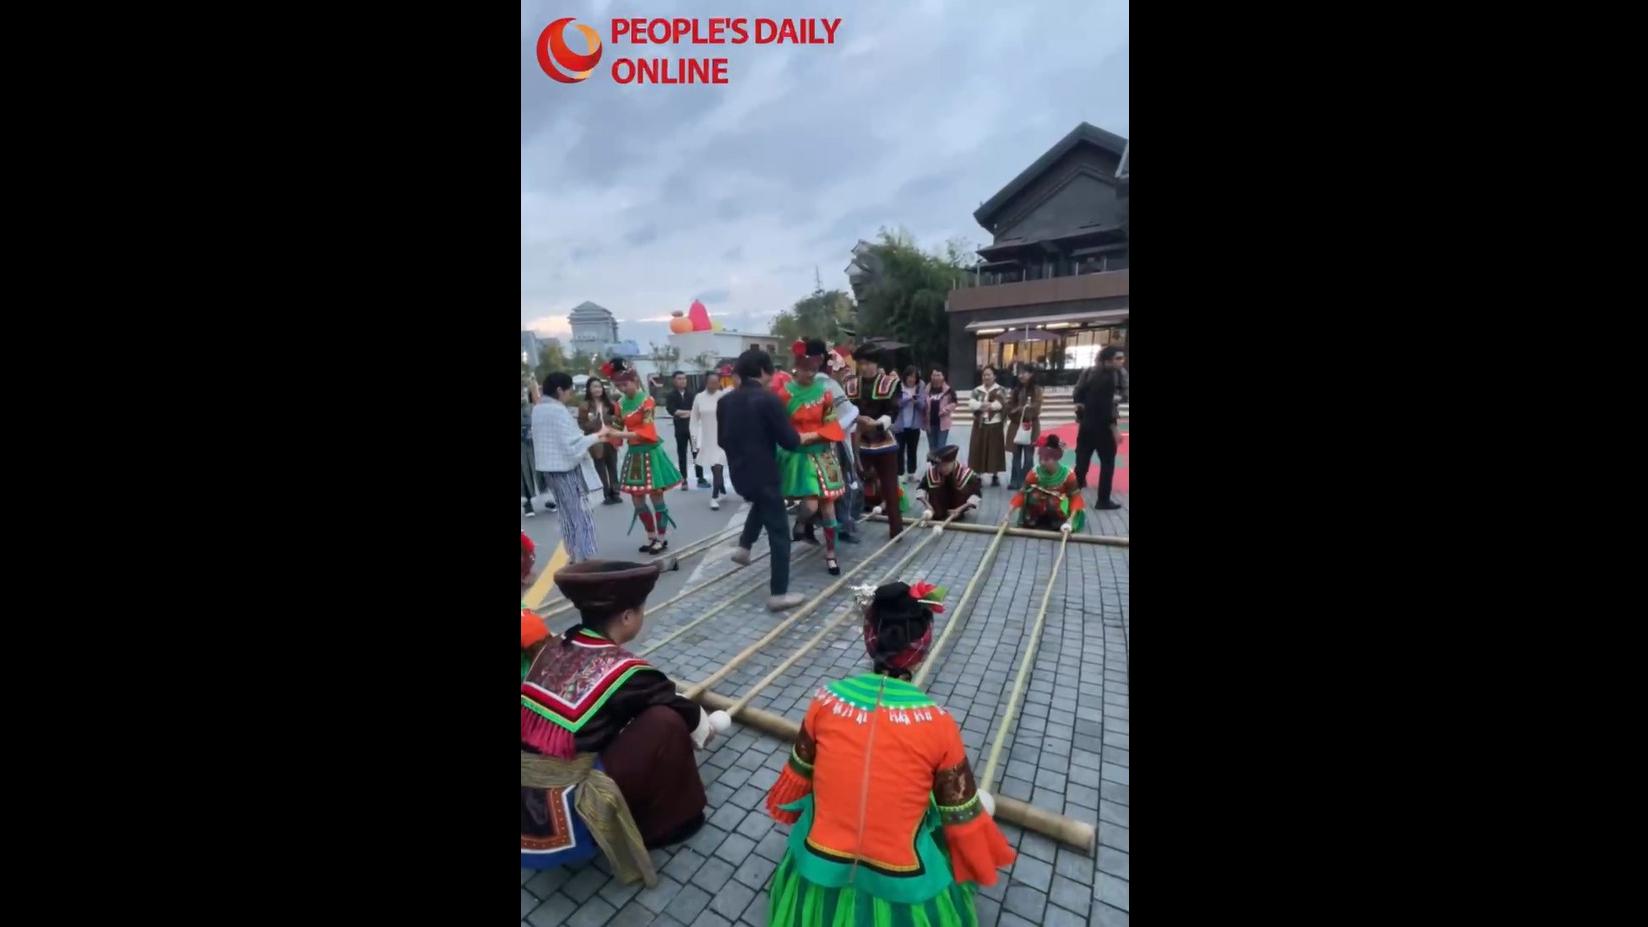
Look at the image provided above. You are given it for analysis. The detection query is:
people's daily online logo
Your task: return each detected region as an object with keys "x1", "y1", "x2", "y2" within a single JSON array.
[
  {"x1": 538, "y1": 18, "x2": 604, "y2": 83},
  {"x1": 537, "y1": 16, "x2": 843, "y2": 85}
]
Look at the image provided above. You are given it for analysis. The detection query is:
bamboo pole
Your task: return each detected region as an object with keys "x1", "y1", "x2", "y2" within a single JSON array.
[
  {"x1": 535, "y1": 522, "x2": 748, "y2": 617},
  {"x1": 636, "y1": 546, "x2": 823, "y2": 656},
  {"x1": 866, "y1": 515, "x2": 1127, "y2": 546},
  {"x1": 979, "y1": 532, "x2": 1071, "y2": 793},
  {"x1": 692, "y1": 685, "x2": 1095, "y2": 853},
  {"x1": 721, "y1": 509, "x2": 965, "y2": 717},
  {"x1": 911, "y1": 514, "x2": 1013, "y2": 688},
  {"x1": 682, "y1": 516, "x2": 930, "y2": 700}
]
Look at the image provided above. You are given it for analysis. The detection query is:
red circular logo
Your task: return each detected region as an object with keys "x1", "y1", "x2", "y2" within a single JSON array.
[{"x1": 538, "y1": 18, "x2": 602, "y2": 83}]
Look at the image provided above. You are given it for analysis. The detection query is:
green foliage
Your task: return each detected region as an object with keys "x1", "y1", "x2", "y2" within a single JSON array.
[
  {"x1": 853, "y1": 228, "x2": 971, "y2": 369},
  {"x1": 770, "y1": 286, "x2": 855, "y2": 345}
]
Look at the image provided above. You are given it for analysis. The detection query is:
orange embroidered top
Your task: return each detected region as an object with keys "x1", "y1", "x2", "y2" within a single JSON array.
[
  {"x1": 778, "y1": 379, "x2": 846, "y2": 444},
  {"x1": 765, "y1": 674, "x2": 1015, "y2": 888},
  {"x1": 618, "y1": 392, "x2": 661, "y2": 446}
]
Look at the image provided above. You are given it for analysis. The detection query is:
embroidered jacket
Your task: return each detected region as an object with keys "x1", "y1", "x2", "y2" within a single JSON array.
[{"x1": 764, "y1": 674, "x2": 1015, "y2": 894}]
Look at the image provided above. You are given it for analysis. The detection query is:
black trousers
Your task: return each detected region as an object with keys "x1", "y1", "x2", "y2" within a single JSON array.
[
  {"x1": 1075, "y1": 425, "x2": 1119, "y2": 502},
  {"x1": 738, "y1": 488, "x2": 792, "y2": 594},
  {"x1": 591, "y1": 450, "x2": 620, "y2": 498},
  {"x1": 897, "y1": 430, "x2": 922, "y2": 475},
  {"x1": 862, "y1": 448, "x2": 903, "y2": 537},
  {"x1": 674, "y1": 428, "x2": 703, "y2": 482}
]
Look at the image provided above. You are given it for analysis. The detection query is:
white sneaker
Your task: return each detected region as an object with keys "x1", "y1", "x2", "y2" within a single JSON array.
[
  {"x1": 731, "y1": 547, "x2": 752, "y2": 565},
  {"x1": 710, "y1": 497, "x2": 720, "y2": 510},
  {"x1": 767, "y1": 592, "x2": 805, "y2": 610}
]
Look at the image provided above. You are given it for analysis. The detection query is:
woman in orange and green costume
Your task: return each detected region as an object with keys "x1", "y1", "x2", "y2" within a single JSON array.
[
  {"x1": 604, "y1": 358, "x2": 684, "y2": 555},
  {"x1": 763, "y1": 581, "x2": 1015, "y2": 926},
  {"x1": 1010, "y1": 434, "x2": 1086, "y2": 533},
  {"x1": 776, "y1": 339, "x2": 849, "y2": 575}
]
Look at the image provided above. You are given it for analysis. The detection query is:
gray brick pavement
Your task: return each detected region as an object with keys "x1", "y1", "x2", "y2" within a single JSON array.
[{"x1": 523, "y1": 486, "x2": 1128, "y2": 926}]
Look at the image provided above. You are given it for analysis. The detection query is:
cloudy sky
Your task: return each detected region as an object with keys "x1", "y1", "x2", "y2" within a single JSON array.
[{"x1": 522, "y1": 0, "x2": 1128, "y2": 349}]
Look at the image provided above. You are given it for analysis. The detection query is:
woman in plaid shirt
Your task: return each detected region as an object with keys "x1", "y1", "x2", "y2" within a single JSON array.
[{"x1": 531, "y1": 372, "x2": 615, "y2": 561}]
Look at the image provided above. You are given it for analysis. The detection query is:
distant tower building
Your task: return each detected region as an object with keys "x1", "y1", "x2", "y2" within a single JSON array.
[
  {"x1": 521, "y1": 330, "x2": 542, "y2": 368},
  {"x1": 568, "y1": 301, "x2": 620, "y2": 357}
]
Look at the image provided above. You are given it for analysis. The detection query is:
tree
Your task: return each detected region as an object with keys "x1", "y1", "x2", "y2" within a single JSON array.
[
  {"x1": 649, "y1": 342, "x2": 682, "y2": 369},
  {"x1": 770, "y1": 286, "x2": 855, "y2": 345},
  {"x1": 853, "y1": 228, "x2": 970, "y2": 370},
  {"x1": 536, "y1": 342, "x2": 569, "y2": 374},
  {"x1": 689, "y1": 350, "x2": 722, "y2": 374}
]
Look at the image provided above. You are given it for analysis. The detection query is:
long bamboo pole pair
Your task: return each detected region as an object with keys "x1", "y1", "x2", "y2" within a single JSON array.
[
  {"x1": 866, "y1": 515, "x2": 1127, "y2": 546},
  {"x1": 535, "y1": 522, "x2": 747, "y2": 617},
  {"x1": 681, "y1": 515, "x2": 931, "y2": 700},
  {"x1": 978, "y1": 532, "x2": 1072, "y2": 793},
  {"x1": 718, "y1": 509, "x2": 966, "y2": 717},
  {"x1": 910, "y1": 514, "x2": 1014, "y2": 688},
  {"x1": 636, "y1": 546, "x2": 823, "y2": 657}
]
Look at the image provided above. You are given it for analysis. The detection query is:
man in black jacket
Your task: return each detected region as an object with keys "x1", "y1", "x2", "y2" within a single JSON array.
[
  {"x1": 664, "y1": 371, "x2": 708, "y2": 490},
  {"x1": 718, "y1": 349, "x2": 805, "y2": 610},
  {"x1": 1073, "y1": 345, "x2": 1128, "y2": 510}
]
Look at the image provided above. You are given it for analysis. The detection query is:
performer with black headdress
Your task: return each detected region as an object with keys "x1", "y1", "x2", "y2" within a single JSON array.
[
  {"x1": 916, "y1": 444, "x2": 982, "y2": 521},
  {"x1": 603, "y1": 357, "x2": 684, "y2": 554},
  {"x1": 521, "y1": 560, "x2": 729, "y2": 874},
  {"x1": 852, "y1": 344, "x2": 906, "y2": 537},
  {"x1": 763, "y1": 581, "x2": 1015, "y2": 926}
]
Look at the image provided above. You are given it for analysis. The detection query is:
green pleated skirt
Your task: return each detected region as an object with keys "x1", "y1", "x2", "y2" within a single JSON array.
[{"x1": 768, "y1": 850, "x2": 978, "y2": 927}]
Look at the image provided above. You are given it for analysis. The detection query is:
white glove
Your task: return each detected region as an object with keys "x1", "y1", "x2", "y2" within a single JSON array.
[
  {"x1": 921, "y1": 508, "x2": 935, "y2": 520},
  {"x1": 688, "y1": 706, "x2": 716, "y2": 750},
  {"x1": 877, "y1": 415, "x2": 892, "y2": 431},
  {"x1": 979, "y1": 790, "x2": 996, "y2": 817},
  {"x1": 931, "y1": 524, "x2": 943, "y2": 536},
  {"x1": 871, "y1": 504, "x2": 884, "y2": 515},
  {"x1": 967, "y1": 399, "x2": 982, "y2": 412},
  {"x1": 965, "y1": 494, "x2": 981, "y2": 511},
  {"x1": 1060, "y1": 521, "x2": 1073, "y2": 535}
]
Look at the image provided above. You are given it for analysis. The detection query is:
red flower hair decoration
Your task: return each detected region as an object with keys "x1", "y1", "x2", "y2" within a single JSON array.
[{"x1": 909, "y1": 581, "x2": 947, "y2": 614}]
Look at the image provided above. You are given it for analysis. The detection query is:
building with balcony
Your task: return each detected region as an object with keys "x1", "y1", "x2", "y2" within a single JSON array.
[{"x1": 946, "y1": 123, "x2": 1130, "y2": 386}]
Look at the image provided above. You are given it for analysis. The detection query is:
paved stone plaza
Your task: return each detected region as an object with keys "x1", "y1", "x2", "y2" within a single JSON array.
[{"x1": 523, "y1": 485, "x2": 1130, "y2": 927}]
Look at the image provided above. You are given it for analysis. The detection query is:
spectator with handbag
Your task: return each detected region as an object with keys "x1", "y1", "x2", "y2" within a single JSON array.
[{"x1": 1006, "y1": 367, "x2": 1043, "y2": 490}]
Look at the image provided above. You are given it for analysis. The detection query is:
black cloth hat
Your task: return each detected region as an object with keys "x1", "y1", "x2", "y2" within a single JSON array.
[
  {"x1": 927, "y1": 444, "x2": 960, "y2": 464},
  {"x1": 552, "y1": 560, "x2": 662, "y2": 614}
]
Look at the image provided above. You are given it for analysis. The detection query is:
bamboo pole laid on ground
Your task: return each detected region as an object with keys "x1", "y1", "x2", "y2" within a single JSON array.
[
  {"x1": 681, "y1": 515, "x2": 931, "y2": 700},
  {"x1": 693, "y1": 685, "x2": 1095, "y2": 853},
  {"x1": 866, "y1": 515, "x2": 1126, "y2": 546},
  {"x1": 721, "y1": 509, "x2": 965, "y2": 717},
  {"x1": 978, "y1": 532, "x2": 1072, "y2": 794},
  {"x1": 911, "y1": 513, "x2": 1013, "y2": 689},
  {"x1": 636, "y1": 546, "x2": 823, "y2": 656},
  {"x1": 535, "y1": 522, "x2": 748, "y2": 617}
]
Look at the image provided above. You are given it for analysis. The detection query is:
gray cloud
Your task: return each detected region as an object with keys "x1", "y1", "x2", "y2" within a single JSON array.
[{"x1": 523, "y1": 0, "x2": 1129, "y2": 338}]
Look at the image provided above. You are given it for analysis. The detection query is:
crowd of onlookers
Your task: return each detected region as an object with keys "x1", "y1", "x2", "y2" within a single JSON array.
[{"x1": 519, "y1": 343, "x2": 1128, "y2": 569}]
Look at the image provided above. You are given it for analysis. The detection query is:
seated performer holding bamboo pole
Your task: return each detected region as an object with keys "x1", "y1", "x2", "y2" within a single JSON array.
[
  {"x1": 915, "y1": 445, "x2": 982, "y2": 521},
  {"x1": 521, "y1": 561, "x2": 730, "y2": 876},
  {"x1": 1009, "y1": 434, "x2": 1085, "y2": 534},
  {"x1": 763, "y1": 581, "x2": 1016, "y2": 927}
]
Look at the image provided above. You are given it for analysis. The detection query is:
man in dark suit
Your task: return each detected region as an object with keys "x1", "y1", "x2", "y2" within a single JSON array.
[
  {"x1": 664, "y1": 371, "x2": 708, "y2": 490},
  {"x1": 1073, "y1": 345, "x2": 1128, "y2": 509},
  {"x1": 718, "y1": 350, "x2": 805, "y2": 610}
]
